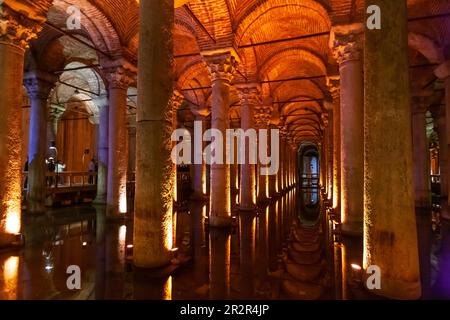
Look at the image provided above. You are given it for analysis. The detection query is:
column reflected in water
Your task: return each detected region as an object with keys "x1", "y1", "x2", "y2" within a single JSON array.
[
  {"x1": 209, "y1": 228, "x2": 231, "y2": 299},
  {"x1": 239, "y1": 212, "x2": 256, "y2": 298}
]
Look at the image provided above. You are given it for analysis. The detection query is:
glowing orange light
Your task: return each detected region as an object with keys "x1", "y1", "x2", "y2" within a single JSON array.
[
  {"x1": 3, "y1": 256, "x2": 19, "y2": 300},
  {"x1": 6, "y1": 207, "x2": 20, "y2": 234},
  {"x1": 351, "y1": 263, "x2": 362, "y2": 271}
]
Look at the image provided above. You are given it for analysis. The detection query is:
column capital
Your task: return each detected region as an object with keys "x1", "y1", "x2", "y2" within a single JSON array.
[
  {"x1": 202, "y1": 49, "x2": 240, "y2": 83},
  {"x1": 321, "y1": 112, "x2": 330, "y2": 128},
  {"x1": 434, "y1": 60, "x2": 450, "y2": 80},
  {"x1": 326, "y1": 75, "x2": 340, "y2": 100},
  {"x1": 171, "y1": 90, "x2": 184, "y2": 110},
  {"x1": 236, "y1": 83, "x2": 260, "y2": 105},
  {"x1": 0, "y1": 1, "x2": 52, "y2": 50},
  {"x1": 48, "y1": 104, "x2": 65, "y2": 122},
  {"x1": 329, "y1": 23, "x2": 364, "y2": 65},
  {"x1": 254, "y1": 99, "x2": 273, "y2": 129},
  {"x1": 24, "y1": 71, "x2": 57, "y2": 100},
  {"x1": 103, "y1": 60, "x2": 137, "y2": 90}
]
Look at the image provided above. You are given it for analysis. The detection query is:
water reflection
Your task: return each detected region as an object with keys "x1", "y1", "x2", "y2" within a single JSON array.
[{"x1": 2, "y1": 192, "x2": 448, "y2": 300}]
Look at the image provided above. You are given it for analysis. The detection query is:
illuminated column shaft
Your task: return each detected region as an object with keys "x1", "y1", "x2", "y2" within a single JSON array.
[
  {"x1": 327, "y1": 113, "x2": 334, "y2": 198},
  {"x1": 106, "y1": 65, "x2": 134, "y2": 218},
  {"x1": 191, "y1": 108, "x2": 210, "y2": 200},
  {"x1": 237, "y1": 84, "x2": 258, "y2": 210},
  {"x1": 278, "y1": 129, "x2": 287, "y2": 191},
  {"x1": 172, "y1": 91, "x2": 184, "y2": 204},
  {"x1": 94, "y1": 98, "x2": 109, "y2": 204},
  {"x1": 430, "y1": 106, "x2": 448, "y2": 213},
  {"x1": 330, "y1": 23, "x2": 364, "y2": 233},
  {"x1": 0, "y1": 4, "x2": 52, "y2": 246},
  {"x1": 364, "y1": 0, "x2": 421, "y2": 299},
  {"x1": 412, "y1": 97, "x2": 431, "y2": 209},
  {"x1": 134, "y1": 0, "x2": 174, "y2": 268},
  {"x1": 435, "y1": 62, "x2": 450, "y2": 219},
  {"x1": 327, "y1": 79, "x2": 341, "y2": 212},
  {"x1": 255, "y1": 104, "x2": 272, "y2": 202},
  {"x1": 24, "y1": 72, "x2": 56, "y2": 213},
  {"x1": 203, "y1": 51, "x2": 238, "y2": 227},
  {"x1": 268, "y1": 124, "x2": 278, "y2": 195}
]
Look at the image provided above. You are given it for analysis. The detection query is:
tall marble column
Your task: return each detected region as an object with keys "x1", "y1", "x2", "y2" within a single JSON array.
[
  {"x1": 24, "y1": 71, "x2": 56, "y2": 213},
  {"x1": 326, "y1": 77, "x2": 341, "y2": 212},
  {"x1": 330, "y1": 23, "x2": 364, "y2": 234},
  {"x1": 0, "y1": 2, "x2": 51, "y2": 247},
  {"x1": 278, "y1": 126, "x2": 287, "y2": 192},
  {"x1": 94, "y1": 97, "x2": 109, "y2": 204},
  {"x1": 191, "y1": 107, "x2": 210, "y2": 200},
  {"x1": 46, "y1": 105, "x2": 64, "y2": 159},
  {"x1": 202, "y1": 50, "x2": 239, "y2": 227},
  {"x1": 254, "y1": 103, "x2": 272, "y2": 202},
  {"x1": 268, "y1": 124, "x2": 278, "y2": 195},
  {"x1": 134, "y1": 0, "x2": 175, "y2": 268},
  {"x1": 105, "y1": 63, "x2": 135, "y2": 218},
  {"x1": 435, "y1": 61, "x2": 450, "y2": 219},
  {"x1": 364, "y1": 0, "x2": 421, "y2": 299},
  {"x1": 236, "y1": 84, "x2": 258, "y2": 211},
  {"x1": 411, "y1": 96, "x2": 431, "y2": 209},
  {"x1": 171, "y1": 90, "x2": 184, "y2": 204},
  {"x1": 431, "y1": 105, "x2": 449, "y2": 218}
]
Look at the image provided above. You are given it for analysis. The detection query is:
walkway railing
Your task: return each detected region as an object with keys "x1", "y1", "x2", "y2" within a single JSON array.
[{"x1": 22, "y1": 171, "x2": 98, "y2": 191}]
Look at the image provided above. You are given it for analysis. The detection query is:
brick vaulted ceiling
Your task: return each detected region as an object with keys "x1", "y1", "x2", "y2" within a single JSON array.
[{"x1": 24, "y1": 0, "x2": 450, "y2": 146}]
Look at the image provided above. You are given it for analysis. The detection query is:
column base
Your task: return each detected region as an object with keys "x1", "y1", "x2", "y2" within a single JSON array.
[
  {"x1": 363, "y1": 272, "x2": 421, "y2": 300},
  {"x1": 0, "y1": 233, "x2": 23, "y2": 249},
  {"x1": 209, "y1": 215, "x2": 233, "y2": 228}
]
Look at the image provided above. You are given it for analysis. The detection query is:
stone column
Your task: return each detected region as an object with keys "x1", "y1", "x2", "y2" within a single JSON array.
[
  {"x1": 171, "y1": 90, "x2": 184, "y2": 204},
  {"x1": 330, "y1": 23, "x2": 364, "y2": 234},
  {"x1": 435, "y1": 61, "x2": 450, "y2": 219},
  {"x1": 364, "y1": 0, "x2": 421, "y2": 299},
  {"x1": 134, "y1": 0, "x2": 175, "y2": 268},
  {"x1": 202, "y1": 50, "x2": 239, "y2": 227},
  {"x1": 236, "y1": 84, "x2": 258, "y2": 211},
  {"x1": 0, "y1": 3, "x2": 51, "y2": 247},
  {"x1": 278, "y1": 126, "x2": 287, "y2": 192},
  {"x1": 412, "y1": 96, "x2": 431, "y2": 209},
  {"x1": 46, "y1": 106, "x2": 64, "y2": 159},
  {"x1": 191, "y1": 107, "x2": 210, "y2": 200},
  {"x1": 431, "y1": 106, "x2": 448, "y2": 217},
  {"x1": 94, "y1": 97, "x2": 109, "y2": 204},
  {"x1": 268, "y1": 124, "x2": 278, "y2": 196},
  {"x1": 327, "y1": 77, "x2": 341, "y2": 212},
  {"x1": 105, "y1": 63, "x2": 135, "y2": 219},
  {"x1": 254, "y1": 102, "x2": 272, "y2": 202},
  {"x1": 24, "y1": 71, "x2": 56, "y2": 213}
]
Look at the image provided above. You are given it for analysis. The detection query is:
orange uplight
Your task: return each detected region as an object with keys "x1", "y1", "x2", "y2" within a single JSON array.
[
  {"x1": 119, "y1": 192, "x2": 127, "y2": 214},
  {"x1": 6, "y1": 207, "x2": 21, "y2": 235},
  {"x1": 3, "y1": 256, "x2": 19, "y2": 300}
]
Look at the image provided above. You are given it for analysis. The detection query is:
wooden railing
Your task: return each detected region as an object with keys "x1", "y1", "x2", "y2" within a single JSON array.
[{"x1": 22, "y1": 171, "x2": 98, "y2": 189}]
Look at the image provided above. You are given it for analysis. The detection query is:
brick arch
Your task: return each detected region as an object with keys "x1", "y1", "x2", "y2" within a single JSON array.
[
  {"x1": 177, "y1": 59, "x2": 211, "y2": 107},
  {"x1": 51, "y1": 0, "x2": 123, "y2": 56},
  {"x1": 235, "y1": 0, "x2": 330, "y2": 45},
  {"x1": 187, "y1": 0, "x2": 234, "y2": 50}
]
